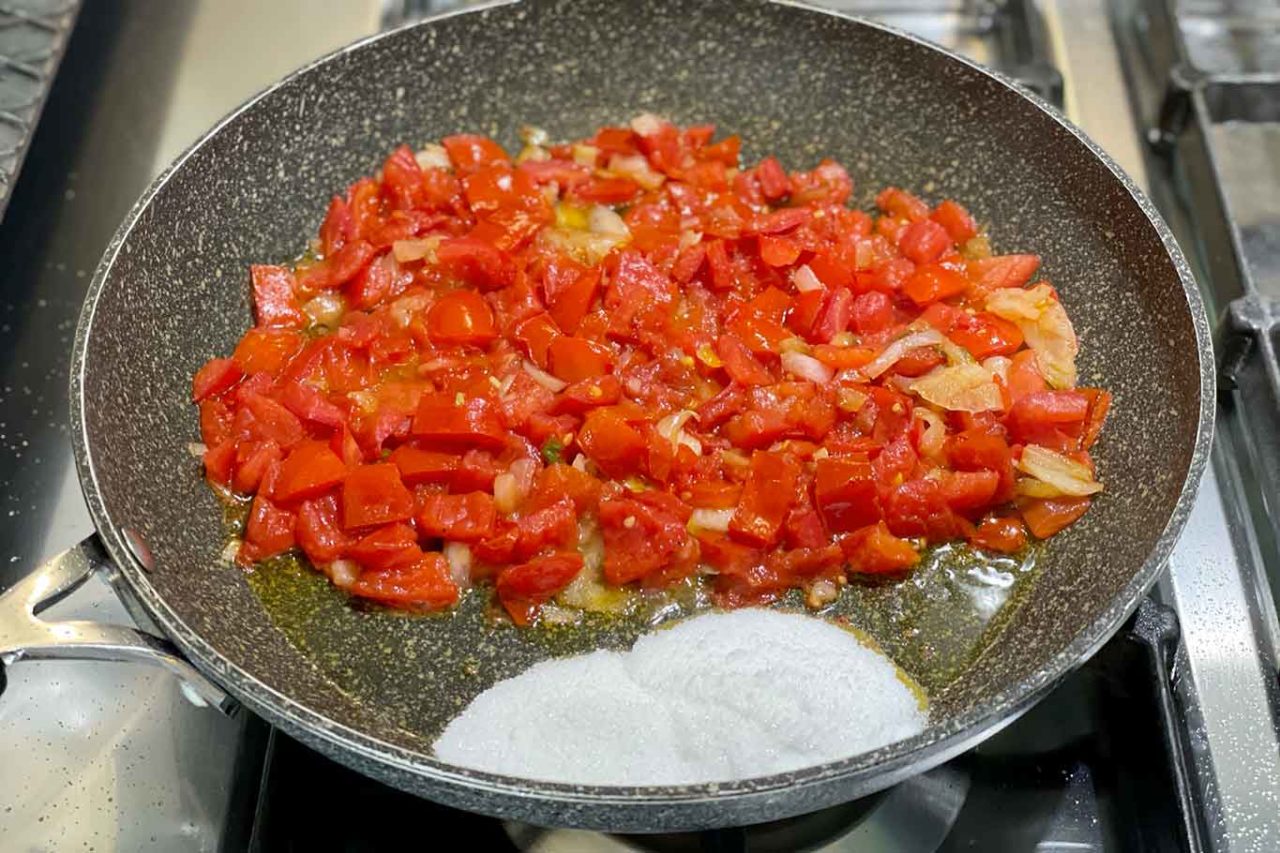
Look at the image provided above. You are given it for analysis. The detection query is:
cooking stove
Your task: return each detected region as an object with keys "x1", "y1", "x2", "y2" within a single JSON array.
[{"x1": 1, "y1": 1, "x2": 1279, "y2": 850}]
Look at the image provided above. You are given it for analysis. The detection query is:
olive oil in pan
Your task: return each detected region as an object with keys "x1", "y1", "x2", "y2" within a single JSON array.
[{"x1": 243, "y1": 542, "x2": 1038, "y2": 738}]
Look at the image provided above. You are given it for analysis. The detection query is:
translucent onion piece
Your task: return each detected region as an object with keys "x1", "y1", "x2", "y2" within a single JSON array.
[
  {"x1": 414, "y1": 143, "x2": 450, "y2": 171},
  {"x1": 806, "y1": 578, "x2": 840, "y2": 609},
  {"x1": 837, "y1": 387, "x2": 868, "y2": 413},
  {"x1": 630, "y1": 113, "x2": 666, "y2": 136},
  {"x1": 443, "y1": 542, "x2": 473, "y2": 589},
  {"x1": 493, "y1": 473, "x2": 521, "y2": 515},
  {"x1": 302, "y1": 291, "x2": 345, "y2": 328},
  {"x1": 907, "y1": 363, "x2": 1004, "y2": 412},
  {"x1": 393, "y1": 236, "x2": 440, "y2": 263},
  {"x1": 656, "y1": 410, "x2": 696, "y2": 447},
  {"x1": 1016, "y1": 444, "x2": 1103, "y2": 496},
  {"x1": 687, "y1": 508, "x2": 735, "y2": 533},
  {"x1": 187, "y1": 442, "x2": 207, "y2": 458},
  {"x1": 588, "y1": 205, "x2": 630, "y2": 238},
  {"x1": 389, "y1": 292, "x2": 430, "y2": 329},
  {"x1": 781, "y1": 350, "x2": 834, "y2": 384},
  {"x1": 860, "y1": 329, "x2": 946, "y2": 380},
  {"x1": 608, "y1": 153, "x2": 666, "y2": 190},
  {"x1": 986, "y1": 284, "x2": 1079, "y2": 388},
  {"x1": 792, "y1": 264, "x2": 824, "y2": 293},
  {"x1": 523, "y1": 360, "x2": 567, "y2": 392},
  {"x1": 914, "y1": 408, "x2": 947, "y2": 460},
  {"x1": 983, "y1": 355, "x2": 1012, "y2": 385},
  {"x1": 326, "y1": 559, "x2": 360, "y2": 589},
  {"x1": 571, "y1": 144, "x2": 600, "y2": 166}
]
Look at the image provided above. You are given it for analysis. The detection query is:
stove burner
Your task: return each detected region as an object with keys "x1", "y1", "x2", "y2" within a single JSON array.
[{"x1": 503, "y1": 766, "x2": 969, "y2": 853}]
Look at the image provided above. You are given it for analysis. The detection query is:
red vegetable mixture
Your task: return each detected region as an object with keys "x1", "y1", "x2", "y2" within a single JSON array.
[{"x1": 193, "y1": 115, "x2": 1110, "y2": 625}]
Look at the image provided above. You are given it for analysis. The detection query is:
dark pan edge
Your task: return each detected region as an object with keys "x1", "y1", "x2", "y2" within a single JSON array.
[{"x1": 68, "y1": 0, "x2": 1215, "y2": 831}]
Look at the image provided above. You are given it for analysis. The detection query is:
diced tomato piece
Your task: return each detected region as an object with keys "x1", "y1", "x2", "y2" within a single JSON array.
[
  {"x1": 890, "y1": 346, "x2": 945, "y2": 378},
  {"x1": 729, "y1": 451, "x2": 800, "y2": 548},
  {"x1": 577, "y1": 407, "x2": 646, "y2": 478},
  {"x1": 1007, "y1": 390, "x2": 1089, "y2": 442},
  {"x1": 427, "y1": 289, "x2": 497, "y2": 347},
  {"x1": 756, "y1": 156, "x2": 790, "y2": 201},
  {"x1": 192, "y1": 357, "x2": 243, "y2": 402},
  {"x1": 812, "y1": 287, "x2": 854, "y2": 343},
  {"x1": 346, "y1": 523, "x2": 422, "y2": 571},
  {"x1": 436, "y1": 236, "x2": 512, "y2": 290},
  {"x1": 570, "y1": 176, "x2": 641, "y2": 205},
  {"x1": 931, "y1": 200, "x2": 978, "y2": 243},
  {"x1": 758, "y1": 235, "x2": 801, "y2": 267},
  {"x1": 548, "y1": 267, "x2": 601, "y2": 334},
  {"x1": 716, "y1": 334, "x2": 772, "y2": 385},
  {"x1": 876, "y1": 187, "x2": 930, "y2": 221},
  {"x1": 1021, "y1": 496, "x2": 1091, "y2": 539},
  {"x1": 970, "y1": 515, "x2": 1027, "y2": 553},
  {"x1": 787, "y1": 289, "x2": 826, "y2": 338},
  {"x1": 841, "y1": 521, "x2": 919, "y2": 574},
  {"x1": 945, "y1": 311, "x2": 1024, "y2": 359},
  {"x1": 388, "y1": 445, "x2": 456, "y2": 485},
  {"x1": 203, "y1": 440, "x2": 236, "y2": 486},
  {"x1": 441, "y1": 134, "x2": 509, "y2": 174},
  {"x1": 850, "y1": 291, "x2": 893, "y2": 336},
  {"x1": 342, "y1": 463, "x2": 415, "y2": 529},
  {"x1": 412, "y1": 393, "x2": 507, "y2": 452},
  {"x1": 349, "y1": 553, "x2": 458, "y2": 609},
  {"x1": 938, "y1": 469, "x2": 1000, "y2": 512},
  {"x1": 513, "y1": 312, "x2": 563, "y2": 368},
  {"x1": 599, "y1": 493, "x2": 695, "y2": 584},
  {"x1": 513, "y1": 496, "x2": 578, "y2": 560},
  {"x1": 251, "y1": 264, "x2": 305, "y2": 329},
  {"x1": 1006, "y1": 350, "x2": 1047, "y2": 403},
  {"x1": 295, "y1": 493, "x2": 351, "y2": 564},
  {"x1": 814, "y1": 457, "x2": 880, "y2": 533},
  {"x1": 242, "y1": 394, "x2": 305, "y2": 448},
  {"x1": 416, "y1": 491, "x2": 497, "y2": 542},
  {"x1": 1079, "y1": 388, "x2": 1112, "y2": 449},
  {"x1": 232, "y1": 328, "x2": 303, "y2": 376},
  {"x1": 883, "y1": 478, "x2": 961, "y2": 539},
  {"x1": 968, "y1": 254, "x2": 1040, "y2": 290},
  {"x1": 552, "y1": 374, "x2": 621, "y2": 415},
  {"x1": 946, "y1": 427, "x2": 1015, "y2": 501},
  {"x1": 319, "y1": 196, "x2": 353, "y2": 257},
  {"x1": 903, "y1": 263, "x2": 970, "y2": 305},
  {"x1": 898, "y1": 219, "x2": 952, "y2": 265},
  {"x1": 548, "y1": 336, "x2": 613, "y2": 383},
  {"x1": 243, "y1": 494, "x2": 296, "y2": 562},
  {"x1": 278, "y1": 381, "x2": 345, "y2": 430},
  {"x1": 529, "y1": 463, "x2": 602, "y2": 513},
  {"x1": 274, "y1": 440, "x2": 347, "y2": 503},
  {"x1": 495, "y1": 552, "x2": 584, "y2": 625}
]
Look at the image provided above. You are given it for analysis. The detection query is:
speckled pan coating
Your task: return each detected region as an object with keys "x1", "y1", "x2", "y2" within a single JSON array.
[{"x1": 70, "y1": 0, "x2": 1212, "y2": 832}]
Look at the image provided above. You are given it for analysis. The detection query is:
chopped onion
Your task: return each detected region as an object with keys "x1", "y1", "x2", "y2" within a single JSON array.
[
  {"x1": 540, "y1": 604, "x2": 582, "y2": 626},
  {"x1": 778, "y1": 337, "x2": 810, "y2": 354},
  {"x1": 938, "y1": 334, "x2": 974, "y2": 366},
  {"x1": 983, "y1": 355, "x2": 1012, "y2": 385},
  {"x1": 907, "y1": 363, "x2": 1004, "y2": 412},
  {"x1": 494, "y1": 458, "x2": 537, "y2": 515},
  {"x1": 523, "y1": 360, "x2": 567, "y2": 392},
  {"x1": 303, "y1": 291, "x2": 346, "y2": 328},
  {"x1": 519, "y1": 125, "x2": 549, "y2": 147},
  {"x1": 389, "y1": 292, "x2": 430, "y2": 329},
  {"x1": 688, "y1": 508, "x2": 735, "y2": 533},
  {"x1": 859, "y1": 329, "x2": 946, "y2": 380},
  {"x1": 695, "y1": 343, "x2": 722, "y2": 368},
  {"x1": 986, "y1": 284, "x2": 1079, "y2": 388},
  {"x1": 443, "y1": 542, "x2": 473, "y2": 589},
  {"x1": 829, "y1": 331, "x2": 856, "y2": 347},
  {"x1": 326, "y1": 559, "x2": 360, "y2": 589},
  {"x1": 393, "y1": 236, "x2": 440, "y2": 263},
  {"x1": 792, "y1": 264, "x2": 824, "y2": 293},
  {"x1": 679, "y1": 229, "x2": 702, "y2": 250},
  {"x1": 806, "y1": 578, "x2": 839, "y2": 609},
  {"x1": 914, "y1": 408, "x2": 947, "y2": 460},
  {"x1": 1016, "y1": 445, "x2": 1103, "y2": 497},
  {"x1": 781, "y1": 350, "x2": 834, "y2": 384},
  {"x1": 220, "y1": 539, "x2": 241, "y2": 563},
  {"x1": 414, "y1": 143, "x2": 450, "y2": 171},
  {"x1": 630, "y1": 112, "x2": 666, "y2": 136},
  {"x1": 837, "y1": 387, "x2": 869, "y2": 413},
  {"x1": 608, "y1": 153, "x2": 666, "y2": 190},
  {"x1": 571, "y1": 143, "x2": 600, "y2": 166},
  {"x1": 656, "y1": 409, "x2": 703, "y2": 456},
  {"x1": 497, "y1": 371, "x2": 517, "y2": 396},
  {"x1": 187, "y1": 441, "x2": 207, "y2": 458},
  {"x1": 588, "y1": 204, "x2": 630, "y2": 238}
]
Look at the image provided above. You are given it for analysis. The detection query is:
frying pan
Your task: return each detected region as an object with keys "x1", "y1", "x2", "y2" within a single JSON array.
[{"x1": 0, "y1": 0, "x2": 1212, "y2": 832}]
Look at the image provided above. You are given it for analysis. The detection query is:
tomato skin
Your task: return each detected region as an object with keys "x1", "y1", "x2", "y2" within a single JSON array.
[
  {"x1": 814, "y1": 458, "x2": 880, "y2": 533},
  {"x1": 427, "y1": 290, "x2": 497, "y2": 347},
  {"x1": 513, "y1": 312, "x2": 563, "y2": 368},
  {"x1": 436, "y1": 236, "x2": 512, "y2": 290},
  {"x1": 548, "y1": 336, "x2": 613, "y2": 383},
  {"x1": 513, "y1": 496, "x2": 579, "y2": 561},
  {"x1": 278, "y1": 381, "x2": 345, "y2": 430},
  {"x1": 1021, "y1": 496, "x2": 1091, "y2": 539},
  {"x1": 274, "y1": 440, "x2": 348, "y2": 503},
  {"x1": 412, "y1": 394, "x2": 507, "y2": 452},
  {"x1": 841, "y1": 521, "x2": 919, "y2": 574},
  {"x1": 755, "y1": 156, "x2": 790, "y2": 201},
  {"x1": 496, "y1": 552, "x2": 584, "y2": 624},
  {"x1": 319, "y1": 195, "x2": 353, "y2": 257},
  {"x1": 342, "y1": 463, "x2": 415, "y2": 529},
  {"x1": 787, "y1": 289, "x2": 826, "y2": 338},
  {"x1": 970, "y1": 516, "x2": 1027, "y2": 553},
  {"x1": 1006, "y1": 390, "x2": 1089, "y2": 444},
  {"x1": 903, "y1": 263, "x2": 970, "y2": 305},
  {"x1": 729, "y1": 451, "x2": 800, "y2": 548},
  {"x1": 193, "y1": 358, "x2": 243, "y2": 402},
  {"x1": 348, "y1": 553, "x2": 459, "y2": 609},
  {"x1": 931, "y1": 200, "x2": 977, "y2": 243},
  {"x1": 938, "y1": 469, "x2": 1000, "y2": 512},
  {"x1": 945, "y1": 311, "x2": 1024, "y2": 359},
  {"x1": 1078, "y1": 388, "x2": 1112, "y2": 450},
  {"x1": 552, "y1": 374, "x2": 622, "y2": 415},
  {"x1": 251, "y1": 265, "x2": 304, "y2": 329},
  {"x1": 600, "y1": 493, "x2": 694, "y2": 585},
  {"x1": 388, "y1": 445, "x2": 457, "y2": 485},
  {"x1": 548, "y1": 267, "x2": 601, "y2": 334},
  {"x1": 811, "y1": 287, "x2": 854, "y2": 343},
  {"x1": 416, "y1": 491, "x2": 497, "y2": 542}
]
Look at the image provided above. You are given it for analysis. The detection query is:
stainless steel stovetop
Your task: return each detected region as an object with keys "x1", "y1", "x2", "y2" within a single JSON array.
[{"x1": 1, "y1": 1, "x2": 1278, "y2": 850}]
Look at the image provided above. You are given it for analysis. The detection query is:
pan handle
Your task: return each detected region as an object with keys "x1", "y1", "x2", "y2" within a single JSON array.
[{"x1": 0, "y1": 536, "x2": 234, "y2": 713}]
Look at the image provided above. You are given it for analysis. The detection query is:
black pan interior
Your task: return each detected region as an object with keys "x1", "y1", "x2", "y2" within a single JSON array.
[{"x1": 72, "y1": 0, "x2": 1208, "y2": 827}]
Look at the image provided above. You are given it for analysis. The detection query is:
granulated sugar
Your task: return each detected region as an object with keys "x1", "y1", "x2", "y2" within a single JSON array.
[{"x1": 434, "y1": 608, "x2": 927, "y2": 785}]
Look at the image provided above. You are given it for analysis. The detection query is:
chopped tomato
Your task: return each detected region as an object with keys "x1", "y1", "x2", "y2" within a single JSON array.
[
  {"x1": 251, "y1": 265, "x2": 305, "y2": 329},
  {"x1": 547, "y1": 336, "x2": 613, "y2": 383},
  {"x1": 416, "y1": 491, "x2": 497, "y2": 542},
  {"x1": 341, "y1": 463, "x2": 414, "y2": 529},
  {"x1": 577, "y1": 407, "x2": 646, "y2": 478},
  {"x1": 232, "y1": 328, "x2": 302, "y2": 375},
  {"x1": 346, "y1": 523, "x2": 422, "y2": 571},
  {"x1": 968, "y1": 254, "x2": 1040, "y2": 290},
  {"x1": 192, "y1": 358, "x2": 242, "y2": 402},
  {"x1": 495, "y1": 552, "x2": 584, "y2": 625},
  {"x1": 274, "y1": 440, "x2": 347, "y2": 503},
  {"x1": 841, "y1": 521, "x2": 919, "y2": 574},
  {"x1": 427, "y1": 290, "x2": 497, "y2": 347},
  {"x1": 898, "y1": 220, "x2": 952, "y2": 265},
  {"x1": 903, "y1": 263, "x2": 970, "y2": 305},
  {"x1": 931, "y1": 200, "x2": 978, "y2": 243},
  {"x1": 970, "y1": 516, "x2": 1027, "y2": 553},
  {"x1": 729, "y1": 451, "x2": 800, "y2": 548},
  {"x1": 814, "y1": 457, "x2": 880, "y2": 533},
  {"x1": 348, "y1": 553, "x2": 459, "y2": 609},
  {"x1": 242, "y1": 494, "x2": 296, "y2": 563},
  {"x1": 412, "y1": 393, "x2": 507, "y2": 452},
  {"x1": 1021, "y1": 496, "x2": 1091, "y2": 539}
]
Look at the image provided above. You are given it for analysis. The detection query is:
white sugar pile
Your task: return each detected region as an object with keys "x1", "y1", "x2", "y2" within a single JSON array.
[{"x1": 434, "y1": 609, "x2": 927, "y2": 785}]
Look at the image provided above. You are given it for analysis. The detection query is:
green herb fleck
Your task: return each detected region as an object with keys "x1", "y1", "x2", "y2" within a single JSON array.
[{"x1": 541, "y1": 436, "x2": 563, "y2": 465}]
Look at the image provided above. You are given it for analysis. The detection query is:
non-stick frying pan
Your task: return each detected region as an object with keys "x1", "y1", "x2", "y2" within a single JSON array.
[{"x1": 0, "y1": 0, "x2": 1212, "y2": 832}]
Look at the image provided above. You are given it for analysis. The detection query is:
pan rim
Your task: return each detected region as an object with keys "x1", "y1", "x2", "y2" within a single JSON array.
[{"x1": 69, "y1": 0, "x2": 1215, "y2": 828}]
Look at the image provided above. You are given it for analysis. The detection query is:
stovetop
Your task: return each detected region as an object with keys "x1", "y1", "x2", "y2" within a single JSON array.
[{"x1": 1, "y1": 1, "x2": 1279, "y2": 851}]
